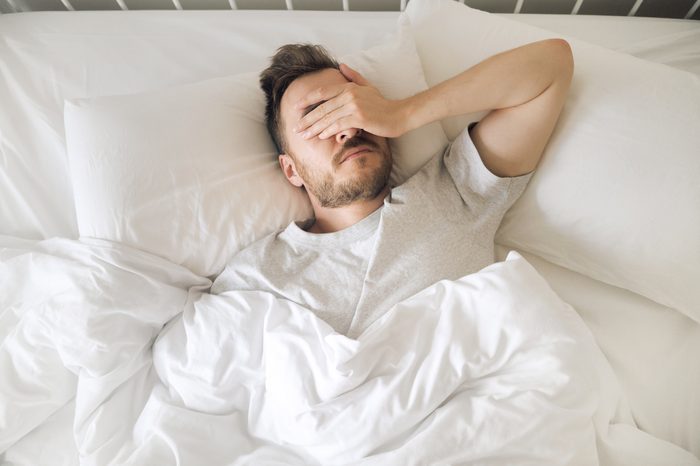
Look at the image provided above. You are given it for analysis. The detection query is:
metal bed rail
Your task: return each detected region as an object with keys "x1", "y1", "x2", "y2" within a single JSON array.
[{"x1": 1, "y1": 0, "x2": 699, "y2": 20}]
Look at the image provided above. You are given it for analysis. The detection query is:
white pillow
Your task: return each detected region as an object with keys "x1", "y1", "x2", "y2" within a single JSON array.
[
  {"x1": 64, "y1": 18, "x2": 448, "y2": 278},
  {"x1": 404, "y1": 0, "x2": 700, "y2": 323}
]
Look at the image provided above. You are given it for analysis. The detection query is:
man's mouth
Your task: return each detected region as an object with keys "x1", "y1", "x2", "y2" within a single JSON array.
[{"x1": 341, "y1": 146, "x2": 373, "y2": 164}]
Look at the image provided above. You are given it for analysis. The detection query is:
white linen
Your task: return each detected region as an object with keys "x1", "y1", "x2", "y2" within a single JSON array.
[
  {"x1": 1, "y1": 11, "x2": 699, "y2": 241},
  {"x1": 62, "y1": 18, "x2": 447, "y2": 278},
  {"x1": 64, "y1": 71, "x2": 311, "y2": 278},
  {"x1": 495, "y1": 244, "x2": 700, "y2": 458},
  {"x1": 0, "y1": 237, "x2": 210, "y2": 454},
  {"x1": 2, "y1": 8, "x2": 700, "y2": 466},
  {"x1": 0, "y1": 10, "x2": 401, "y2": 241},
  {"x1": 2, "y1": 239, "x2": 699, "y2": 465},
  {"x1": 510, "y1": 13, "x2": 700, "y2": 76},
  {"x1": 406, "y1": 0, "x2": 700, "y2": 324}
]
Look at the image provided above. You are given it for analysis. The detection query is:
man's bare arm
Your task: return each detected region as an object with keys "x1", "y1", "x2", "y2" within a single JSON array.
[
  {"x1": 293, "y1": 39, "x2": 573, "y2": 177},
  {"x1": 402, "y1": 39, "x2": 574, "y2": 177}
]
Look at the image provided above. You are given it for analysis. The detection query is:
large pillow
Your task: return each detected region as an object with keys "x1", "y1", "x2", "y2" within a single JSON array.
[
  {"x1": 404, "y1": 0, "x2": 700, "y2": 323},
  {"x1": 64, "y1": 16, "x2": 448, "y2": 278}
]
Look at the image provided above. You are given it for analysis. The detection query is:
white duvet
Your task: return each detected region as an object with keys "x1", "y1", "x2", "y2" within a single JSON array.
[{"x1": 1, "y1": 238, "x2": 698, "y2": 465}]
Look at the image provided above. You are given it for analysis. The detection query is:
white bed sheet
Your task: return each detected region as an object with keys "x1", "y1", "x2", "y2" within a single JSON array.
[
  {"x1": 495, "y1": 245, "x2": 700, "y2": 458},
  {"x1": 2, "y1": 239, "x2": 697, "y2": 466},
  {"x1": 511, "y1": 13, "x2": 700, "y2": 75},
  {"x1": 1, "y1": 10, "x2": 699, "y2": 465}
]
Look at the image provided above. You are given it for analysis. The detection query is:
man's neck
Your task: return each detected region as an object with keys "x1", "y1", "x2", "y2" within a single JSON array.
[{"x1": 308, "y1": 185, "x2": 390, "y2": 234}]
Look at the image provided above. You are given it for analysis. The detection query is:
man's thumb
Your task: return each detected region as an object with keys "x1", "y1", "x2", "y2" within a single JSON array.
[{"x1": 340, "y1": 63, "x2": 369, "y2": 86}]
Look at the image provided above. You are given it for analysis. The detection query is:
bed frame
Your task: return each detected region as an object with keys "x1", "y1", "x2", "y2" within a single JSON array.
[{"x1": 1, "y1": 0, "x2": 699, "y2": 20}]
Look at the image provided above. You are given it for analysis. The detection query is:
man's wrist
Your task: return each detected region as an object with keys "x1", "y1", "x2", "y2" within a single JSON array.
[
  {"x1": 398, "y1": 88, "x2": 444, "y2": 136},
  {"x1": 402, "y1": 93, "x2": 425, "y2": 135}
]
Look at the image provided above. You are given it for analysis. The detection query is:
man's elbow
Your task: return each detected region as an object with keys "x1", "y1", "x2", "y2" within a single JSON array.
[{"x1": 550, "y1": 38, "x2": 574, "y2": 80}]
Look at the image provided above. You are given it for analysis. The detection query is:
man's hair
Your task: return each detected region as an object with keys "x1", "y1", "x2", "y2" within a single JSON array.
[{"x1": 259, "y1": 44, "x2": 340, "y2": 155}]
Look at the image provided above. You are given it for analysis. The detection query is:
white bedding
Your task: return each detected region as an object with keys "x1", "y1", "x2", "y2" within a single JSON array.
[
  {"x1": 2, "y1": 9, "x2": 700, "y2": 465},
  {"x1": 510, "y1": 14, "x2": 700, "y2": 76},
  {"x1": 1, "y1": 238, "x2": 698, "y2": 465},
  {"x1": 1, "y1": 11, "x2": 699, "y2": 241},
  {"x1": 494, "y1": 245, "x2": 700, "y2": 457}
]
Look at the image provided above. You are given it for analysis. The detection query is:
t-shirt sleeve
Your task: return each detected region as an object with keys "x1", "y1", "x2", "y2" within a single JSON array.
[{"x1": 444, "y1": 121, "x2": 534, "y2": 214}]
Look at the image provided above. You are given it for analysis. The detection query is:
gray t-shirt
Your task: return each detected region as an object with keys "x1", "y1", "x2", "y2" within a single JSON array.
[{"x1": 212, "y1": 122, "x2": 534, "y2": 338}]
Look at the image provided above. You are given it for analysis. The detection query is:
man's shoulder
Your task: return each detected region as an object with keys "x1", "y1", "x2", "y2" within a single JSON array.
[{"x1": 390, "y1": 141, "x2": 452, "y2": 198}]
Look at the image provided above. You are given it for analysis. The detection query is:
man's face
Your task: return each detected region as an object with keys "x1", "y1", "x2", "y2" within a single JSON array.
[{"x1": 279, "y1": 68, "x2": 392, "y2": 208}]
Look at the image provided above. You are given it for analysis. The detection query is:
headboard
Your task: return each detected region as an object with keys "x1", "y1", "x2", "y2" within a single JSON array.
[{"x1": 1, "y1": 0, "x2": 698, "y2": 20}]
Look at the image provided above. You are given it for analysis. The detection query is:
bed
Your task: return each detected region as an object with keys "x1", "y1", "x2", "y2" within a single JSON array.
[{"x1": 1, "y1": 0, "x2": 699, "y2": 464}]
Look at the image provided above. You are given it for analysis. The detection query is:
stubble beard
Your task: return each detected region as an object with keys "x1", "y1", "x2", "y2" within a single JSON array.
[{"x1": 298, "y1": 147, "x2": 392, "y2": 209}]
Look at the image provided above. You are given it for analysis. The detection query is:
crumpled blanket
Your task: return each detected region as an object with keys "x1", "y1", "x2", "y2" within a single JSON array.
[{"x1": 1, "y1": 237, "x2": 698, "y2": 465}]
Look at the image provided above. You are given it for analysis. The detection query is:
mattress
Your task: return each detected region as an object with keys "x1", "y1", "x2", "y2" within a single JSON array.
[{"x1": 1, "y1": 9, "x2": 699, "y2": 465}]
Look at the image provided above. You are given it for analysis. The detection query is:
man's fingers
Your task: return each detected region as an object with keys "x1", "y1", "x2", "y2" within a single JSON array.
[
  {"x1": 340, "y1": 63, "x2": 370, "y2": 86},
  {"x1": 294, "y1": 83, "x2": 344, "y2": 110},
  {"x1": 301, "y1": 105, "x2": 353, "y2": 140},
  {"x1": 318, "y1": 116, "x2": 356, "y2": 140},
  {"x1": 294, "y1": 66, "x2": 370, "y2": 113},
  {"x1": 295, "y1": 87, "x2": 352, "y2": 133}
]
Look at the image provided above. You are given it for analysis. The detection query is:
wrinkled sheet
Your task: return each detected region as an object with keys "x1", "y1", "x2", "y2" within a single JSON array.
[{"x1": 1, "y1": 238, "x2": 698, "y2": 465}]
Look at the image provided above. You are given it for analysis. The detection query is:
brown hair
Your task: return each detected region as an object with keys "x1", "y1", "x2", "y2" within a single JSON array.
[{"x1": 259, "y1": 43, "x2": 340, "y2": 155}]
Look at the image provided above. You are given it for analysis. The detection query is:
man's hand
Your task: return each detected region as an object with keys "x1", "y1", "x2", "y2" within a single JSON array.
[{"x1": 293, "y1": 63, "x2": 408, "y2": 140}]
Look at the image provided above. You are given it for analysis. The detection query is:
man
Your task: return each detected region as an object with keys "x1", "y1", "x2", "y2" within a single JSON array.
[{"x1": 212, "y1": 39, "x2": 574, "y2": 339}]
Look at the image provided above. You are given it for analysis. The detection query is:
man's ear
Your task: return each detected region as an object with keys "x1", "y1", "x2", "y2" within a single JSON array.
[{"x1": 278, "y1": 153, "x2": 304, "y2": 188}]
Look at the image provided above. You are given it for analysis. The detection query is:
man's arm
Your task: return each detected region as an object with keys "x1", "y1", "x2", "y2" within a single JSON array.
[{"x1": 402, "y1": 39, "x2": 574, "y2": 177}]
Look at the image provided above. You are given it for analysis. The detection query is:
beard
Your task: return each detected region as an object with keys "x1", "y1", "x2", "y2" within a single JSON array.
[{"x1": 296, "y1": 142, "x2": 392, "y2": 209}]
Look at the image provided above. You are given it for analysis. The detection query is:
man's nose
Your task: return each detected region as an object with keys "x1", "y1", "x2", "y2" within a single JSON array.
[{"x1": 335, "y1": 127, "x2": 363, "y2": 144}]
